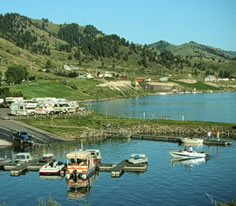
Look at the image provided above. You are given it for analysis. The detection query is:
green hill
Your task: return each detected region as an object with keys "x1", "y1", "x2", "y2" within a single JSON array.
[
  {"x1": 150, "y1": 40, "x2": 233, "y2": 60},
  {"x1": 0, "y1": 12, "x2": 236, "y2": 83}
]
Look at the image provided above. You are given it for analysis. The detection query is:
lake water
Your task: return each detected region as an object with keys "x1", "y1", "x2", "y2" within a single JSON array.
[
  {"x1": 87, "y1": 92, "x2": 236, "y2": 123},
  {"x1": 0, "y1": 138, "x2": 236, "y2": 206},
  {"x1": 1, "y1": 92, "x2": 236, "y2": 205}
]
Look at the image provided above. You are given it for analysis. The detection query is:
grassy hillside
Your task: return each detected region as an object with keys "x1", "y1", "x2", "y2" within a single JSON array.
[
  {"x1": 7, "y1": 79, "x2": 146, "y2": 101},
  {"x1": 0, "y1": 12, "x2": 236, "y2": 88}
]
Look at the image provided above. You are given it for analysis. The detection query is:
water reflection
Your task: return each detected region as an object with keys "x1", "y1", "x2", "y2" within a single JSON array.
[
  {"x1": 66, "y1": 172, "x2": 98, "y2": 200},
  {"x1": 169, "y1": 157, "x2": 206, "y2": 169},
  {"x1": 39, "y1": 176, "x2": 64, "y2": 180}
]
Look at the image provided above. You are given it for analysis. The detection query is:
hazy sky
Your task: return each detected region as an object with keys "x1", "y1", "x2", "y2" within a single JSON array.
[{"x1": 1, "y1": 0, "x2": 235, "y2": 51}]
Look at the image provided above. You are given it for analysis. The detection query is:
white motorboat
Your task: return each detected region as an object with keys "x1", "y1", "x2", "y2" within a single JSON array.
[
  {"x1": 128, "y1": 154, "x2": 148, "y2": 164},
  {"x1": 65, "y1": 151, "x2": 96, "y2": 180},
  {"x1": 39, "y1": 153, "x2": 56, "y2": 163},
  {"x1": 85, "y1": 149, "x2": 102, "y2": 165},
  {"x1": 39, "y1": 161, "x2": 65, "y2": 176},
  {"x1": 15, "y1": 152, "x2": 32, "y2": 163},
  {"x1": 180, "y1": 137, "x2": 203, "y2": 144},
  {"x1": 169, "y1": 150, "x2": 207, "y2": 159}
]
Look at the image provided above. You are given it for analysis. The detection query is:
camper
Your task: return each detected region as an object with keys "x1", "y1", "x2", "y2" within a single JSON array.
[
  {"x1": 4, "y1": 97, "x2": 24, "y2": 108},
  {"x1": 67, "y1": 101, "x2": 80, "y2": 113},
  {"x1": 53, "y1": 102, "x2": 70, "y2": 114},
  {"x1": 35, "y1": 104, "x2": 55, "y2": 115},
  {"x1": 10, "y1": 101, "x2": 37, "y2": 116}
]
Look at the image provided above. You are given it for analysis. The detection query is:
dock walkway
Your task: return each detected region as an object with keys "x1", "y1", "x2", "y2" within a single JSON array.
[
  {"x1": 131, "y1": 134, "x2": 232, "y2": 146},
  {"x1": 98, "y1": 160, "x2": 148, "y2": 177}
]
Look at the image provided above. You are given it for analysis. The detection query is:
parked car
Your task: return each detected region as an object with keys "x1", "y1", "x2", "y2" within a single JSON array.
[{"x1": 11, "y1": 131, "x2": 34, "y2": 143}]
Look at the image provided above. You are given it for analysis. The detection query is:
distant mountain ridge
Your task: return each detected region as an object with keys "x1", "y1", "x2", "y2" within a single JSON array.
[{"x1": 149, "y1": 40, "x2": 234, "y2": 60}]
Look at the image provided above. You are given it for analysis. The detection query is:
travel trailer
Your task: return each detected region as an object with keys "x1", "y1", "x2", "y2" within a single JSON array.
[
  {"x1": 4, "y1": 97, "x2": 24, "y2": 107},
  {"x1": 10, "y1": 101, "x2": 37, "y2": 116},
  {"x1": 35, "y1": 104, "x2": 55, "y2": 115}
]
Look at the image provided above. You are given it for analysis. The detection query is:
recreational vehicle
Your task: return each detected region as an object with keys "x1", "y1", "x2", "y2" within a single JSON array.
[{"x1": 10, "y1": 101, "x2": 37, "y2": 116}]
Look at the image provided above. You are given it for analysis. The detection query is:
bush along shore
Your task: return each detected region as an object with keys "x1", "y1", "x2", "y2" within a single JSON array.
[{"x1": 20, "y1": 113, "x2": 236, "y2": 140}]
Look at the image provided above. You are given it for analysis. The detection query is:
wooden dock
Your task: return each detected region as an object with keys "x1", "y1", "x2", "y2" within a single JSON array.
[
  {"x1": 131, "y1": 134, "x2": 181, "y2": 143},
  {"x1": 0, "y1": 158, "x2": 11, "y2": 170},
  {"x1": 203, "y1": 140, "x2": 232, "y2": 146},
  {"x1": 10, "y1": 162, "x2": 30, "y2": 176},
  {"x1": 111, "y1": 160, "x2": 127, "y2": 177},
  {"x1": 2, "y1": 159, "x2": 46, "y2": 176},
  {"x1": 97, "y1": 160, "x2": 148, "y2": 177},
  {"x1": 131, "y1": 134, "x2": 233, "y2": 146}
]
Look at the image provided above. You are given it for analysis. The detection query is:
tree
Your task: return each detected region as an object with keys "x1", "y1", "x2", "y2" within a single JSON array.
[
  {"x1": 45, "y1": 60, "x2": 52, "y2": 69},
  {"x1": 5, "y1": 64, "x2": 28, "y2": 84}
]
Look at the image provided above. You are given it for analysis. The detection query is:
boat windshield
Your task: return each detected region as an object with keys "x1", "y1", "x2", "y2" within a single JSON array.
[
  {"x1": 134, "y1": 155, "x2": 140, "y2": 159},
  {"x1": 16, "y1": 155, "x2": 26, "y2": 159},
  {"x1": 70, "y1": 158, "x2": 87, "y2": 164}
]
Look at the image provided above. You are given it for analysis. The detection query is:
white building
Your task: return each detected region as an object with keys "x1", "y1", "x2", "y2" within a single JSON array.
[{"x1": 205, "y1": 75, "x2": 216, "y2": 82}]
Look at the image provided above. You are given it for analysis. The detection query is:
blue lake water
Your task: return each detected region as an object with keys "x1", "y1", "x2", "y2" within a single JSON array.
[
  {"x1": 1, "y1": 92, "x2": 236, "y2": 205},
  {"x1": 0, "y1": 139, "x2": 236, "y2": 206},
  {"x1": 87, "y1": 92, "x2": 236, "y2": 123}
]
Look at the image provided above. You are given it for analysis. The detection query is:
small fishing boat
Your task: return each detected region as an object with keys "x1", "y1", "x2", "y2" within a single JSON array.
[
  {"x1": 169, "y1": 150, "x2": 207, "y2": 159},
  {"x1": 39, "y1": 161, "x2": 65, "y2": 176},
  {"x1": 128, "y1": 154, "x2": 148, "y2": 164},
  {"x1": 85, "y1": 149, "x2": 102, "y2": 164},
  {"x1": 180, "y1": 137, "x2": 203, "y2": 144},
  {"x1": 65, "y1": 151, "x2": 96, "y2": 180}
]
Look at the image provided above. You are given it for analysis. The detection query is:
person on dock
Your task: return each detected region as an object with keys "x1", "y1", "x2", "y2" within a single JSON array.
[
  {"x1": 189, "y1": 145, "x2": 193, "y2": 152},
  {"x1": 217, "y1": 131, "x2": 220, "y2": 141},
  {"x1": 207, "y1": 131, "x2": 212, "y2": 140}
]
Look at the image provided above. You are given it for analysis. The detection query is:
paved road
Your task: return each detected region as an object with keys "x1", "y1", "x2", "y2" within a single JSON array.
[{"x1": 0, "y1": 108, "x2": 68, "y2": 145}]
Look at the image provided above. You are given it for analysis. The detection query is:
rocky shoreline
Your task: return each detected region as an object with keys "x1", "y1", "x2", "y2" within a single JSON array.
[{"x1": 79, "y1": 124, "x2": 236, "y2": 139}]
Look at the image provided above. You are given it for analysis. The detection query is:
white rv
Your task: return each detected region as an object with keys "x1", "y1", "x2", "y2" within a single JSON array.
[
  {"x1": 35, "y1": 104, "x2": 55, "y2": 115},
  {"x1": 5, "y1": 97, "x2": 24, "y2": 107},
  {"x1": 10, "y1": 101, "x2": 37, "y2": 116}
]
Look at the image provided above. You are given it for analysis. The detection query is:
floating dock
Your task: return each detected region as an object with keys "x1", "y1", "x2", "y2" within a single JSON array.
[
  {"x1": 132, "y1": 134, "x2": 181, "y2": 143},
  {"x1": 2, "y1": 159, "x2": 46, "y2": 176},
  {"x1": 10, "y1": 162, "x2": 30, "y2": 176},
  {"x1": 131, "y1": 134, "x2": 232, "y2": 146},
  {"x1": 203, "y1": 140, "x2": 232, "y2": 146},
  {"x1": 97, "y1": 160, "x2": 148, "y2": 177}
]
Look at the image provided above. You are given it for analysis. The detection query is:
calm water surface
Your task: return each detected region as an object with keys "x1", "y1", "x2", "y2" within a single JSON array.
[
  {"x1": 87, "y1": 92, "x2": 236, "y2": 123},
  {"x1": 0, "y1": 139, "x2": 236, "y2": 206}
]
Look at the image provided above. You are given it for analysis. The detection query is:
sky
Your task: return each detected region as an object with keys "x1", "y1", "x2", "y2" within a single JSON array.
[{"x1": 0, "y1": 0, "x2": 236, "y2": 51}]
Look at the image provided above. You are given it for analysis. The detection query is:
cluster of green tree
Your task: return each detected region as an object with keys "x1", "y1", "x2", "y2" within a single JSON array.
[
  {"x1": 54, "y1": 71, "x2": 78, "y2": 78},
  {"x1": 156, "y1": 50, "x2": 191, "y2": 71},
  {"x1": 5, "y1": 64, "x2": 28, "y2": 84},
  {"x1": 0, "y1": 13, "x2": 37, "y2": 49},
  {"x1": 218, "y1": 70, "x2": 231, "y2": 78},
  {"x1": 0, "y1": 87, "x2": 23, "y2": 98}
]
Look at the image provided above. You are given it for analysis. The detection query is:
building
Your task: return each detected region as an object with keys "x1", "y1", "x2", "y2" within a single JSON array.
[{"x1": 205, "y1": 75, "x2": 216, "y2": 82}]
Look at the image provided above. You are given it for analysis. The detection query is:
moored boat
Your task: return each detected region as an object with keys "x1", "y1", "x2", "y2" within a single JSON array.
[
  {"x1": 39, "y1": 153, "x2": 56, "y2": 163},
  {"x1": 85, "y1": 149, "x2": 102, "y2": 165},
  {"x1": 15, "y1": 152, "x2": 32, "y2": 163},
  {"x1": 65, "y1": 151, "x2": 96, "y2": 180},
  {"x1": 39, "y1": 161, "x2": 65, "y2": 176},
  {"x1": 128, "y1": 154, "x2": 148, "y2": 165},
  {"x1": 169, "y1": 150, "x2": 207, "y2": 159},
  {"x1": 180, "y1": 137, "x2": 203, "y2": 144}
]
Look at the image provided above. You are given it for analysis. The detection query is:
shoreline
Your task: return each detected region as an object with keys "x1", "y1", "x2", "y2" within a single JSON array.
[{"x1": 79, "y1": 90, "x2": 236, "y2": 104}]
